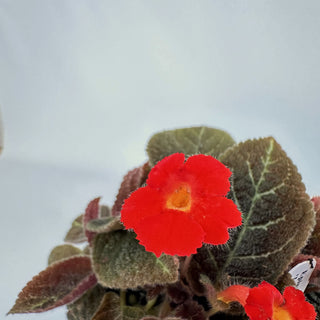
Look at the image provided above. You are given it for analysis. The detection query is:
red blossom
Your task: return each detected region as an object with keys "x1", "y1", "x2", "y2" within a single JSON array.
[
  {"x1": 217, "y1": 285, "x2": 250, "y2": 307},
  {"x1": 120, "y1": 153, "x2": 242, "y2": 257},
  {"x1": 245, "y1": 282, "x2": 316, "y2": 320}
]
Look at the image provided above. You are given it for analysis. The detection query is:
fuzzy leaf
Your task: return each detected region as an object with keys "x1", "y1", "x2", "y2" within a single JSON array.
[
  {"x1": 92, "y1": 230, "x2": 179, "y2": 289},
  {"x1": 8, "y1": 256, "x2": 97, "y2": 314},
  {"x1": 193, "y1": 137, "x2": 315, "y2": 287},
  {"x1": 303, "y1": 196, "x2": 320, "y2": 256},
  {"x1": 146, "y1": 126, "x2": 235, "y2": 166},
  {"x1": 112, "y1": 163, "x2": 150, "y2": 216},
  {"x1": 48, "y1": 244, "x2": 83, "y2": 265},
  {"x1": 86, "y1": 216, "x2": 124, "y2": 233},
  {"x1": 100, "y1": 205, "x2": 111, "y2": 217},
  {"x1": 84, "y1": 197, "x2": 101, "y2": 244},
  {"x1": 64, "y1": 214, "x2": 87, "y2": 244},
  {"x1": 67, "y1": 285, "x2": 106, "y2": 320},
  {"x1": 92, "y1": 292, "x2": 145, "y2": 320},
  {"x1": 175, "y1": 299, "x2": 207, "y2": 320}
]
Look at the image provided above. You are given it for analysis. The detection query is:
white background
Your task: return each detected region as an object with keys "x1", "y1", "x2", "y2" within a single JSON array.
[{"x1": 1, "y1": 1, "x2": 319, "y2": 319}]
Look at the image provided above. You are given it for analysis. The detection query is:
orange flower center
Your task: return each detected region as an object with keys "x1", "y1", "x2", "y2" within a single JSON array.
[
  {"x1": 166, "y1": 184, "x2": 191, "y2": 212},
  {"x1": 272, "y1": 306, "x2": 293, "y2": 320}
]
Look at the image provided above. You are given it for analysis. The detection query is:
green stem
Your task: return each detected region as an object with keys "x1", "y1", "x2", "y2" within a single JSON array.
[
  {"x1": 144, "y1": 297, "x2": 158, "y2": 312},
  {"x1": 120, "y1": 290, "x2": 126, "y2": 307}
]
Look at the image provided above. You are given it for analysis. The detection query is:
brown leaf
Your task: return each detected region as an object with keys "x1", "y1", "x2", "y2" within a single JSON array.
[
  {"x1": 9, "y1": 256, "x2": 97, "y2": 314},
  {"x1": 111, "y1": 162, "x2": 150, "y2": 216},
  {"x1": 84, "y1": 197, "x2": 101, "y2": 244}
]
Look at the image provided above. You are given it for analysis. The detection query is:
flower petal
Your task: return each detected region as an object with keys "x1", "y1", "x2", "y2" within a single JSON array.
[
  {"x1": 147, "y1": 153, "x2": 186, "y2": 189},
  {"x1": 184, "y1": 154, "x2": 231, "y2": 196},
  {"x1": 217, "y1": 285, "x2": 250, "y2": 306},
  {"x1": 120, "y1": 186, "x2": 164, "y2": 230},
  {"x1": 283, "y1": 286, "x2": 316, "y2": 320},
  {"x1": 245, "y1": 282, "x2": 277, "y2": 320},
  {"x1": 192, "y1": 197, "x2": 242, "y2": 244},
  {"x1": 134, "y1": 212, "x2": 205, "y2": 257}
]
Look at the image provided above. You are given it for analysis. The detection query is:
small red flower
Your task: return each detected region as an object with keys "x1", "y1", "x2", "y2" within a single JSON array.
[
  {"x1": 245, "y1": 282, "x2": 316, "y2": 320},
  {"x1": 120, "y1": 153, "x2": 242, "y2": 257},
  {"x1": 217, "y1": 285, "x2": 250, "y2": 307}
]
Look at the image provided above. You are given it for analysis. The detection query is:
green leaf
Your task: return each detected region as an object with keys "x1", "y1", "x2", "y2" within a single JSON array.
[
  {"x1": 67, "y1": 285, "x2": 106, "y2": 320},
  {"x1": 92, "y1": 292, "x2": 145, "y2": 320},
  {"x1": 8, "y1": 256, "x2": 97, "y2": 314},
  {"x1": 193, "y1": 137, "x2": 315, "y2": 286},
  {"x1": 92, "y1": 230, "x2": 179, "y2": 289},
  {"x1": 64, "y1": 214, "x2": 87, "y2": 244},
  {"x1": 48, "y1": 244, "x2": 83, "y2": 265},
  {"x1": 86, "y1": 216, "x2": 124, "y2": 234},
  {"x1": 146, "y1": 126, "x2": 235, "y2": 166}
]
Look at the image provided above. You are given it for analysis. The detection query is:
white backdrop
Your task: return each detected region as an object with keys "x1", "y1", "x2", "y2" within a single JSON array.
[{"x1": 1, "y1": 1, "x2": 320, "y2": 319}]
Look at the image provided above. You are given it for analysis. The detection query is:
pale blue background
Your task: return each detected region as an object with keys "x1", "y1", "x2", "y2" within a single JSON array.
[{"x1": 1, "y1": 1, "x2": 319, "y2": 319}]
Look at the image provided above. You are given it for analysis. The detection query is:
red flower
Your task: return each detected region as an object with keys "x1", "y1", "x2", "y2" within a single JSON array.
[
  {"x1": 217, "y1": 285, "x2": 250, "y2": 307},
  {"x1": 120, "y1": 153, "x2": 242, "y2": 257},
  {"x1": 245, "y1": 282, "x2": 316, "y2": 320}
]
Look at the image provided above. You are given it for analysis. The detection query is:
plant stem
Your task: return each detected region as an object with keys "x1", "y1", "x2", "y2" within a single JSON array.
[
  {"x1": 145, "y1": 297, "x2": 157, "y2": 312},
  {"x1": 120, "y1": 290, "x2": 126, "y2": 307},
  {"x1": 181, "y1": 254, "x2": 193, "y2": 278}
]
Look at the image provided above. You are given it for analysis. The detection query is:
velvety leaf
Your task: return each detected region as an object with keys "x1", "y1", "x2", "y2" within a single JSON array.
[
  {"x1": 92, "y1": 292, "x2": 145, "y2": 320},
  {"x1": 86, "y1": 216, "x2": 124, "y2": 233},
  {"x1": 193, "y1": 137, "x2": 315, "y2": 287},
  {"x1": 8, "y1": 256, "x2": 97, "y2": 314},
  {"x1": 146, "y1": 126, "x2": 235, "y2": 166},
  {"x1": 175, "y1": 299, "x2": 207, "y2": 320},
  {"x1": 64, "y1": 214, "x2": 87, "y2": 244},
  {"x1": 112, "y1": 162, "x2": 150, "y2": 216},
  {"x1": 84, "y1": 197, "x2": 101, "y2": 244},
  {"x1": 48, "y1": 244, "x2": 83, "y2": 265},
  {"x1": 100, "y1": 204, "x2": 111, "y2": 217},
  {"x1": 67, "y1": 285, "x2": 106, "y2": 320},
  {"x1": 92, "y1": 230, "x2": 179, "y2": 289},
  {"x1": 303, "y1": 196, "x2": 320, "y2": 256}
]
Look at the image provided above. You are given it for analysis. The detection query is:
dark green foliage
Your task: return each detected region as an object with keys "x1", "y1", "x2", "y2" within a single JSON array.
[
  {"x1": 64, "y1": 214, "x2": 87, "y2": 243},
  {"x1": 67, "y1": 285, "x2": 106, "y2": 320},
  {"x1": 8, "y1": 256, "x2": 97, "y2": 314},
  {"x1": 146, "y1": 126, "x2": 235, "y2": 166},
  {"x1": 48, "y1": 244, "x2": 83, "y2": 265},
  {"x1": 190, "y1": 137, "x2": 315, "y2": 288},
  {"x1": 92, "y1": 231, "x2": 179, "y2": 289}
]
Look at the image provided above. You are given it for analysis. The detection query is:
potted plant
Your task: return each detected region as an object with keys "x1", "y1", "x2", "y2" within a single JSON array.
[{"x1": 8, "y1": 126, "x2": 320, "y2": 320}]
